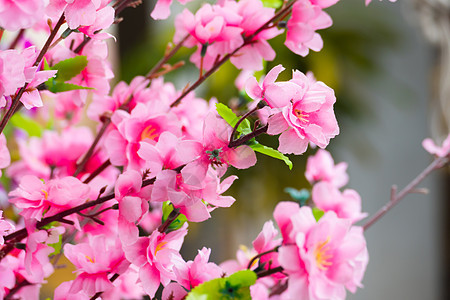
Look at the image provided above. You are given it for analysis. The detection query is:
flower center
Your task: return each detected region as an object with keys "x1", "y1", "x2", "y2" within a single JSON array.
[
  {"x1": 140, "y1": 125, "x2": 159, "y2": 141},
  {"x1": 85, "y1": 255, "x2": 95, "y2": 263},
  {"x1": 294, "y1": 109, "x2": 309, "y2": 124},
  {"x1": 314, "y1": 238, "x2": 333, "y2": 270},
  {"x1": 205, "y1": 148, "x2": 223, "y2": 165},
  {"x1": 155, "y1": 241, "x2": 168, "y2": 255}
]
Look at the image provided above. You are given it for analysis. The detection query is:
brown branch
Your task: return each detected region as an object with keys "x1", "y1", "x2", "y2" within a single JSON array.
[
  {"x1": 0, "y1": 14, "x2": 65, "y2": 135},
  {"x1": 363, "y1": 155, "x2": 449, "y2": 231}
]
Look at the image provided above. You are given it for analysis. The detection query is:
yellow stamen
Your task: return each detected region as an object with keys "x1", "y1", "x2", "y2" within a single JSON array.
[
  {"x1": 140, "y1": 125, "x2": 159, "y2": 141},
  {"x1": 155, "y1": 241, "x2": 168, "y2": 255},
  {"x1": 85, "y1": 255, "x2": 95, "y2": 263},
  {"x1": 294, "y1": 109, "x2": 309, "y2": 123},
  {"x1": 41, "y1": 189, "x2": 49, "y2": 200},
  {"x1": 314, "y1": 238, "x2": 333, "y2": 270}
]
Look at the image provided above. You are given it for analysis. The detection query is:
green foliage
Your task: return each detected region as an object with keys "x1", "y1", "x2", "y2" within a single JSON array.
[
  {"x1": 186, "y1": 270, "x2": 257, "y2": 300},
  {"x1": 262, "y1": 0, "x2": 282, "y2": 9},
  {"x1": 215, "y1": 103, "x2": 251, "y2": 134},
  {"x1": 44, "y1": 57, "x2": 93, "y2": 93},
  {"x1": 250, "y1": 143, "x2": 293, "y2": 170},
  {"x1": 10, "y1": 113, "x2": 43, "y2": 137},
  {"x1": 48, "y1": 234, "x2": 63, "y2": 256},
  {"x1": 312, "y1": 207, "x2": 325, "y2": 221},
  {"x1": 162, "y1": 201, "x2": 187, "y2": 231}
]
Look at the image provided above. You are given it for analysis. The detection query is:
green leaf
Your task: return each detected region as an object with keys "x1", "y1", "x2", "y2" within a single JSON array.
[
  {"x1": 10, "y1": 113, "x2": 43, "y2": 137},
  {"x1": 262, "y1": 0, "x2": 282, "y2": 9},
  {"x1": 312, "y1": 207, "x2": 325, "y2": 222},
  {"x1": 162, "y1": 201, "x2": 187, "y2": 231},
  {"x1": 51, "y1": 56, "x2": 88, "y2": 82},
  {"x1": 215, "y1": 103, "x2": 251, "y2": 134},
  {"x1": 186, "y1": 270, "x2": 256, "y2": 300},
  {"x1": 48, "y1": 234, "x2": 63, "y2": 256},
  {"x1": 250, "y1": 143, "x2": 293, "y2": 170},
  {"x1": 45, "y1": 80, "x2": 93, "y2": 93}
]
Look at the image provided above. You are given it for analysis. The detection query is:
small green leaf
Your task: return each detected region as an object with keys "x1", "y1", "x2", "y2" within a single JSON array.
[
  {"x1": 312, "y1": 207, "x2": 325, "y2": 221},
  {"x1": 10, "y1": 113, "x2": 43, "y2": 137},
  {"x1": 46, "y1": 80, "x2": 93, "y2": 93},
  {"x1": 48, "y1": 234, "x2": 63, "y2": 256},
  {"x1": 186, "y1": 270, "x2": 256, "y2": 300},
  {"x1": 262, "y1": 0, "x2": 283, "y2": 9},
  {"x1": 250, "y1": 143, "x2": 293, "y2": 170},
  {"x1": 215, "y1": 103, "x2": 251, "y2": 134},
  {"x1": 227, "y1": 270, "x2": 257, "y2": 287},
  {"x1": 162, "y1": 201, "x2": 187, "y2": 231},
  {"x1": 51, "y1": 56, "x2": 88, "y2": 82},
  {"x1": 41, "y1": 221, "x2": 59, "y2": 230},
  {"x1": 284, "y1": 187, "x2": 310, "y2": 206}
]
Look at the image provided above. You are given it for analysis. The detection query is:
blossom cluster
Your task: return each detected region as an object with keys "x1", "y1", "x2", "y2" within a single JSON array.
[{"x1": 0, "y1": 0, "x2": 412, "y2": 299}]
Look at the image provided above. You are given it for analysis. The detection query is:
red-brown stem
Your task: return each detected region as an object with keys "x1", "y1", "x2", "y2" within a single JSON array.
[
  {"x1": 228, "y1": 124, "x2": 268, "y2": 148},
  {"x1": 74, "y1": 119, "x2": 112, "y2": 177},
  {"x1": 228, "y1": 105, "x2": 260, "y2": 147},
  {"x1": 158, "y1": 208, "x2": 181, "y2": 233},
  {"x1": 169, "y1": 1, "x2": 295, "y2": 108},
  {"x1": 146, "y1": 35, "x2": 189, "y2": 79},
  {"x1": 363, "y1": 156, "x2": 449, "y2": 231},
  {"x1": 83, "y1": 159, "x2": 112, "y2": 184},
  {"x1": 247, "y1": 245, "x2": 280, "y2": 269},
  {"x1": 0, "y1": 14, "x2": 65, "y2": 135},
  {"x1": 256, "y1": 266, "x2": 284, "y2": 278},
  {"x1": 8, "y1": 29, "x2": 25, "y2": 49}
]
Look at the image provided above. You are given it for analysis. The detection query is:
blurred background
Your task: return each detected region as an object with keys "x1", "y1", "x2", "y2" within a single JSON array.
[{"x1": 41, "y1": 0, "x2": 450, "y2": 299}]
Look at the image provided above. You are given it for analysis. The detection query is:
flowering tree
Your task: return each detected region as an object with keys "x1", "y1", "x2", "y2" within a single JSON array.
[{"x1": 0, "y1": 0, "x2": 448, "y2": 299}]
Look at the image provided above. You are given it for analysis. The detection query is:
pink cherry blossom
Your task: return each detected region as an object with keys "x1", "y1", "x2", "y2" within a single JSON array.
[
  {"x1": 312, "y1": 182, "x2": 367, "y2": 223},
  {"x1": 182, "y1": 113, "x2": 256, "y2": 183},
  {"x1": 173, "y1": 247, "x2": 223, "y2": 289},
  {"x1": 24, "y1": 230, "x2": 55, "y2": 284},
  {"x1": 274, "y1": 202, "x2": 368, "y2": 300},
  {"x1": 230, "y1": 0, "x2": 283, "y2": 70},
  {"x1": 285, "y1": 0, "x2": 333, "y2": 57},
  {"x1": 305, "y1": 149, "x2": 348, "y2": 188},
  {"x1": 151, "y1": 166, "x2": 237, "y2": 222},
  {"x1": 0, "y1": 210, "x2": 14, "y2": 245},
  {"x1": 174, "y1": 2, "x2": 244, "y2": 71},
  {"x1": 64, "y1": 234, "x2": 130, "y2": 296},
  {"x1": 0, "y1": 0, "x2": 46, "y2": 31},
  {"x1": 137, "y1": 131, "x2": 198, "y2": 177},
  {"x1": 0, "y1": 49, "x2": 26, "y2": 98},
  {"x1": 114, "y1": 170, "x2": 151, "y2": 245},
  {"x1": 151, "y1": 0, "x2": 193, "y2": 20},
  {"x1": 422, "y1": 133, "x2": 450, "y2": 158},
  {"x1": 105, "y1": 102, "x2": 181, "y2": 170},
  {"x1": 247, "y1": 65, "x2": 339, "y2": 154},
  {"x1": 123, "y1": 226, "x2": 187, "y2": 297},
  {"x1": 9, "y1": 175, "x2": 91, "y2": 221}
]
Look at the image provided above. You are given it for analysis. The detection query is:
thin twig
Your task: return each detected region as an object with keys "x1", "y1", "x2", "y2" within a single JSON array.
[
  {"x1": 363, "y1": 156, "x2": 449, "y2": 231},
  {"x1": 146, "y1": 35, "x2": 189, "y2": 79}
]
